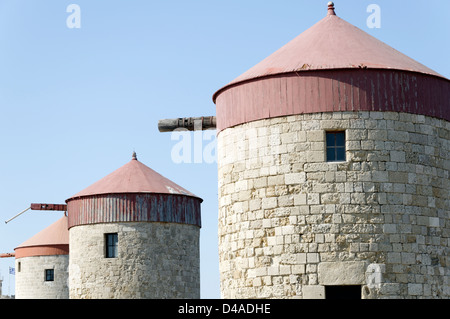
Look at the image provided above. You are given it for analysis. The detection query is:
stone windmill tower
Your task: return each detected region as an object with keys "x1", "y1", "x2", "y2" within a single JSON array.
[
  {"x1": 14, "y1": 215, "x2": 69, "y2": 299},
  {"x1": 66, "y1": 153, "x2": 202, "y2": 299},
  {"x1": 212, "y1": 3, "x2": 449, "y2": 299}
]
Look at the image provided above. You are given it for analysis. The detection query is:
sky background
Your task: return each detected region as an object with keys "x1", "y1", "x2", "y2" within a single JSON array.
[{"x1": 0, "y1": 0, "x2": 448, "y2": 299}]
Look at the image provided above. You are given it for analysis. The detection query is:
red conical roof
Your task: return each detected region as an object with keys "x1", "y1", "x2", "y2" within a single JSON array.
[
  {"x1": 14, "y1": 216, "x2": 69, "y2": 258},
  {"x1": 67, "y1": 153, "x2": 199, "y2": 200},
  {"x1": 214, "y1": 2, "x2": 444, "y2": 101},
  {"x1": 213, "y1": 3, "x2": 450, "y2": 131}
]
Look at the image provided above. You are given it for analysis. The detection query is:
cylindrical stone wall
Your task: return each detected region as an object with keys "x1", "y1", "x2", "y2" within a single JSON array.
[
  {"x1": 217, "y1": 111, "x2": 449, "y2": 299},
  {"x1": 69, "y1": 222, "x2": 200, "y2": 299},
  {"x1": 15, "y1": 255, "x2": 69, "y2": 299}
]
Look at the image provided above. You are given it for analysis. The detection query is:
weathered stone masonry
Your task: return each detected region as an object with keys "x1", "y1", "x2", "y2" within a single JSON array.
[
  {"x1": 69, "y1": 222, "x2": 200, "y2": 299},
  {"x1": 217, "y1": 111, "x2": 449, "y2": 299},
  {"x1": 15, "y1": 255, "x2": 69, "y2": 299}
]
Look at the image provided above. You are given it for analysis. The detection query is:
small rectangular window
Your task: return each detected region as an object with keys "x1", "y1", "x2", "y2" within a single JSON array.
[
  {"x1": 326, "y1": 131, "x2": 346, "y2": 162},
  {"x1": 105, "y1": 233, "x2": 118, "y2": 258},
  {"x1": 45, "y1": 269, "x2": 54, "y2": 282}
]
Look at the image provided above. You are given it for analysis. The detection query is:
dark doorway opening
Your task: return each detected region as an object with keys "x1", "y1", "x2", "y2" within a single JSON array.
[{"x1": 325, "y1": 285, "x2": 361, "y2": 299}]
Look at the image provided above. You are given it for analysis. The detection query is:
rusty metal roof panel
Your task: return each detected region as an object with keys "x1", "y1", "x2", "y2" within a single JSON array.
[
  {"x1": 67, "y1": 193, "x2": 202, "y2": 228},
  {"x1": 213, "y1": 3, "x2": 446, "y2": 102},
  {"x1": 215, "y1": 69, "x2": 450, "y2": 131}
]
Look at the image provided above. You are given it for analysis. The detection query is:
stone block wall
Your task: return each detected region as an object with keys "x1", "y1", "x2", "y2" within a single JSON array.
[
  {"x1": 15, "y1": 255, "x2": 69, "y2": 299},
  {"x1": 217, "y1": 111, "x2": 449, "y2": 299},
  {"x1": 69, "y1": 222, "x2": 200, "y2": 299}
]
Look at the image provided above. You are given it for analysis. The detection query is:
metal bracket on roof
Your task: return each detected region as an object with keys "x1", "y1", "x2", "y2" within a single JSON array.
[{"x1": 30, "y1": 203, "x2": 67, "y2": 211}]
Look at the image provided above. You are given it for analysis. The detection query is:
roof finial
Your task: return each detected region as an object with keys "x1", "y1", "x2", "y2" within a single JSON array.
[
  {"x1": 132, "y1": 150, "x2": 137, "y2": 160},
  {"x1": 327, "y1": 1, "x2": 336, "y2": 16}
]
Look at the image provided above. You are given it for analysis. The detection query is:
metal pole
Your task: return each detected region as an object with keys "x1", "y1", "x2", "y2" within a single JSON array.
[{"x1": 5, "y1": 206, "x2": 31, "y2": 224}]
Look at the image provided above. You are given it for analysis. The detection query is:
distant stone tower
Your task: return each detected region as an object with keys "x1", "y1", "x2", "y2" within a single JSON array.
[
  {"x1": 66, "y1": 153, "x2": 202, "y2": 299},
  {"x1": 213, "y1": 3, "x2": 449, "y2": 299},
  {"x1": 14, "y1": 216, "x2": 69, "y2": 299}
]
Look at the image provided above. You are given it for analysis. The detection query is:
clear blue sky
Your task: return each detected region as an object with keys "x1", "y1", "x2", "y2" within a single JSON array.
[{"x1": 0, "y1": 0, "x2": 448, "y2": 299}]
